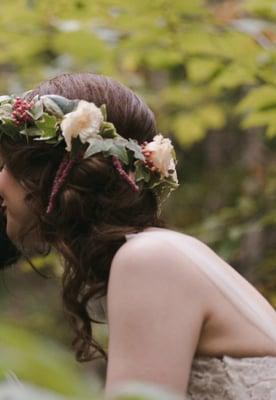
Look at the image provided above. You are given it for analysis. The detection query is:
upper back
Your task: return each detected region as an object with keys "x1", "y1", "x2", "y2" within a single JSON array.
[
  {"x1": 124, "y1": 227, "x2": 276, "y2": 357},
  {"x1": 106, "y1": 227, "x2": 276, "y2": 396}
]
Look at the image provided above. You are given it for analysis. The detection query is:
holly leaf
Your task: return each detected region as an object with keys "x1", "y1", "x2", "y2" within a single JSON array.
[
  {"x1": 134, "y1": 160, "x2": 151, "y2": 183},
  {"x1": 83, "y1": 138, "x2": 106, "y2": 158},
  {"x1": 83, "y1": 137, "x2": 130, "y2": 164},
  {"x1": 125, "y1": 139, "x2": 145, "y2": 161},
  {"x1": 101, "y1": 138, "x2": 114, "y2": 151},
  {"x1": 108, "y1": 143, "x2": 129, "y2": 164}
]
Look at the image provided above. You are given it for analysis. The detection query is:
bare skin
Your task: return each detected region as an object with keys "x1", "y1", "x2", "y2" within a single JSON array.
[
  {"x1": 1, "y1": 164, "x2": 275, "y2": 397},
  {"x1": 0, "y1": 164, "x2": 37, "y2": 250},
  {"x1": 105, "y1": 228, "x2": 276, "y2": 396}
]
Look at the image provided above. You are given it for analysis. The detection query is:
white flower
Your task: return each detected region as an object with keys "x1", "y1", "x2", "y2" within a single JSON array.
[
  {"x1": 143, "y1": 134, "x2": 177, "y2": 181},
  {"x1": 60, "y1": 100, "x2": 104, "y2": 151}
]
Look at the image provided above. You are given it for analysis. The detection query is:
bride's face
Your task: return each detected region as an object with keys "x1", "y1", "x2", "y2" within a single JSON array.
[{"x1": 0, "y1": 163, "x2": 36, "y2": 245}]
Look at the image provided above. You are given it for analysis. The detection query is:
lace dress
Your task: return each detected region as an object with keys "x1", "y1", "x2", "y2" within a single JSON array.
[
  {"x1": 187, "y1": 355, "x2": 276, "y2": 399},
  {"x1": 125, "y1": 229, "x2": 276, "y2": 400}
]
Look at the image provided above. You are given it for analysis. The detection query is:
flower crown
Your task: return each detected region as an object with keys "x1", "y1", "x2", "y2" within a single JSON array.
[{"x1": 0, "y1": 94, "x2": 179, "y2": 214}]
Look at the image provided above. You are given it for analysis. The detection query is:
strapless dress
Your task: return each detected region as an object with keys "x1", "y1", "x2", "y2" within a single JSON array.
[{"x1": 187, "y1": 355, "x2": 276, "y2": 399}]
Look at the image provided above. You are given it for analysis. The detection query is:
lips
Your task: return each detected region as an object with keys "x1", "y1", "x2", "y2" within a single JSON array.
[{"x1": 0, "y1": 196, "x2": 7, "y2": 212}]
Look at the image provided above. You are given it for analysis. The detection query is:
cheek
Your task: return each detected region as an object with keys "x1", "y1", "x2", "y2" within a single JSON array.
[
  {"x1": 0, "y1": 169, "x2": 9, "y2": 199},
  {"x1": 0, "y1": 169, "x2": 27, "y2": 208}
]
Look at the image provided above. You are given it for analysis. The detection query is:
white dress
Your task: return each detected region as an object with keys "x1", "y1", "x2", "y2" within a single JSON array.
[
  {"x1": 125, "y1": 228, "x2": 276, "y2": 400},
  {"x1": 188, "y1": 355, "x2": 276, "y2": 399}
]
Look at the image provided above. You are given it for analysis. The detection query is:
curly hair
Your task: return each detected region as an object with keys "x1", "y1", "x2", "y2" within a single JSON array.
[{"x1": 0, "y1": 73, "x2": 166, "y2": 361}]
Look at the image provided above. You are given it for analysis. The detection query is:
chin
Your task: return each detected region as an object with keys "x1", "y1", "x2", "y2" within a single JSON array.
[
  {"x1": 6, "y1": 218, "x2": 26, "y2": 246},
  {"x1": 6, "y1": 214, "x2": 41, "y2": 253},
  {"x1": 6, "y1": 225, "x2": 20, "y2": 246}
]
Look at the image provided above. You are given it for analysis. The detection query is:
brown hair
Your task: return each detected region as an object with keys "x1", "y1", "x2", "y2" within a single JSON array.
[{"x1": 0, "y1": 73, "x2": 166, "y2": 361}]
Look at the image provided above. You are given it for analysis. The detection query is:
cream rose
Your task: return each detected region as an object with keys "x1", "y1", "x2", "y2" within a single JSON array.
[
  {"x1": 143, "y1": 134, "x2": 177, "y2": 180},
  {"x1": 60, "y1": 100, "x2": 104, "y2": 151}
]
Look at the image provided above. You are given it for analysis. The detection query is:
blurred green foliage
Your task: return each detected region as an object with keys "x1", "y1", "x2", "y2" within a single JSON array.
[
  {"x1": 0, "y1": 0, "x2": 275, "y2": 397},
  {"x1": 0, "y1": 321, "x2": 98, "y2": 399}
]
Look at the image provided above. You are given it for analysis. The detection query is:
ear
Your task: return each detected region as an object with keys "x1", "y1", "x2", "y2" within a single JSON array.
[{"x1": 0, "y1": 210, "x2": 21, "y2": 269}]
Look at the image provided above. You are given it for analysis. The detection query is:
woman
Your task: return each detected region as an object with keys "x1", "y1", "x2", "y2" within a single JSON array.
[
  {"x1": 0, "y1": 73, "x2": 275, "y2": 399},
  {"x1": 0, "y1": 214, "x2": 21, "y2": 269}
]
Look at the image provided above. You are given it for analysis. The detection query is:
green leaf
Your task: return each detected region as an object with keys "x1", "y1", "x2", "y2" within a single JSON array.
[
  {"x1": 35, "y1": 114, "x2": 57, "y2": 138},
  {"x1": 41, "y1": 95, "x2": 78, "y2": 115},
  {"x1": 84, "y1": 136, "x2": 139, "y2": 164},
  {"x1": 212, "y1": 63, "x2": 256, "y2": 89},
  {"x1": 134, "y1": 160, "x2": 151, "y2": 183},
  {"x1": 20, "y1": 126, "x2": 41, "y2": 137},
  {"x1": 266, "y1": 123, "x2": 276, "y2": 138},
  {"x1": 41, "y1": 96, "x2": 64, "y2": 118},
  {"x1": 101, "y1": 121, "x2": 117, "y2": 138},
  {"x1": 0, "y1": 321, "x2": 95, "y2": 398},
  {"x1": 101, "y1": 138, "x2": 114, "y2": 152},
  {"x1": 45, "y1": 135, "x2": 64, "y2": 145},
  {"x1": 241, "y1": 109, "x2": 276, "y2": 131},
  {"x1": 173, "y1": 114, "x2": 206, "y2": 147},
  {"x1": 108, "y1": 143, "x2": 129, "y2": 164},
  {"x1": 83, "y1": 138, "x2": 106, "y2": 158},
  {"x1": 198, "y1": 104, "x2": 225, "y2": 130},
  {"x1": 125, "y1": 139, "x2": 145, "y2": 161},
  {"x1": 236, "y1": 85, "x2": 276, "y2": 114},
  {"x1": 243, "y1": 0, "x2": 276, "y2": 20},
  {"x1": 187, "y1": 58, "x2": 224, "y2": 83},
  {"x1": 100, "y1": 104, "x2": 107, "y2": 121},
  {"x1": 29, "y1": 99, "x2": 44, "y2": 120},
  {"x1": 0, "y1": 121, "x2": 18, "y2": 137}
]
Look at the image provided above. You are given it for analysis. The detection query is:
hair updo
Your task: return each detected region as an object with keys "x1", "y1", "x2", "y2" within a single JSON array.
[{"x1": 0, "y1": 73, "x2": 166, "y2": 361}]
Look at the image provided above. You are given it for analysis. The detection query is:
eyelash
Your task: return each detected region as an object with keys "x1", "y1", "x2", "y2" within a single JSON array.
[{"x1": 0, "y1": 163, "x2": 5, "y2": 171}]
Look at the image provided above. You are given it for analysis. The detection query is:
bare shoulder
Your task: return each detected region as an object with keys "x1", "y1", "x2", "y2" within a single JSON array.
[
  {"x1": 109, "y1": 232, "x2": 176, "y2": 279},
  {"x1": 107, "y1": 231, "x2": 211, "y2": 322},
  {"x1": 106, "y1": 233, "x2": 210, "y2": 394}
]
